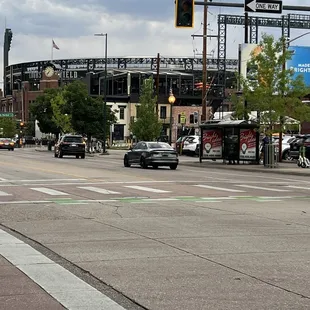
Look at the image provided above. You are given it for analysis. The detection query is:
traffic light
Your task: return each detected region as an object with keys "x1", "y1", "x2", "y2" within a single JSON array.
[{"x1": 175, "y1": 0, "x2": 194, "y2": 28}]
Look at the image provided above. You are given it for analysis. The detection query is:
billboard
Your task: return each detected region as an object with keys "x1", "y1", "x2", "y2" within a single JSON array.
[{"x1": 287, "y1": 46, "x2": 310, "y2": 86}]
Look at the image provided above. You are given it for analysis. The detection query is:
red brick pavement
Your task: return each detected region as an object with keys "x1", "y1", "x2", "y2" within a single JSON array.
[{"x1": 0, "y1": 255, "x2": 66, "y2": 310}]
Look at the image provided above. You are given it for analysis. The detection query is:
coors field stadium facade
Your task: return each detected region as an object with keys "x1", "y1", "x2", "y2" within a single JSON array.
[{"x1": 1, "y1": 55, "x2": 239, "y2": 141}]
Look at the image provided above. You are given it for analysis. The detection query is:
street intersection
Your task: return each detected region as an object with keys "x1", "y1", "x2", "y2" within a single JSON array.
[{"x1": 0, "y1": 148, "x2": 310, "y2": 309}]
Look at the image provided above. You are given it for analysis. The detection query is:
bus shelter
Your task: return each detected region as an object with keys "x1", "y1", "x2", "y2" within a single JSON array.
[{"x1": 199, "y1": 120, "x2": 260, "y2": 164}]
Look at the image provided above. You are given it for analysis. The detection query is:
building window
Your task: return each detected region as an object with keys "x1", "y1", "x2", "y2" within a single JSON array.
[
  {"x1": 160, "y1": 106, "x2": 167, "y2": 119},
  {"x1": 189, "y1": 114, "x2": 194, "y2": 124},
  {"x1": 178, "y1": 114, "x2": 181, "y2": 123},
  {"x1": 119, "y1": 107, "x2": 125, "y2": 120},
  {"x1": 136, "y1": 105, "x2": 141, "y2": 118}
]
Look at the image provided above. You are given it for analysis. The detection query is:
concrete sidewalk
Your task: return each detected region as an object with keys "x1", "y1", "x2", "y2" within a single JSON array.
[{"x1": 0, "y1": 255, "x2": 65, "y2": 310}]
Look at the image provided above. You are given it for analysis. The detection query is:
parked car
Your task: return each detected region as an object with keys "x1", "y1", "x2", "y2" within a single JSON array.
[
  {"x1": 273, "y1": 135, "x2": 296, "y2": 160},
  {"x1": 0, "y1": 138, "x2": 15, "y2": 151},
  {"x1": 289, "y1": 135, "x2": 310, "y2": 159},
  {"x1": 124, "y1": 141, "x2": 178, "y2": 170},
  {"x1": 54, "y1": 134, "x2": 86, "y2": 159},
  {"x1": 182, "y1": 135, "x2": 200, "y2": 156}
]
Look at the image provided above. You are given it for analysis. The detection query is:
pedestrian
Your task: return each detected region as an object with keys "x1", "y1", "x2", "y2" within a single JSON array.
[{"x1": 261, "y1": 133, "x2": 269, "y2": 165}]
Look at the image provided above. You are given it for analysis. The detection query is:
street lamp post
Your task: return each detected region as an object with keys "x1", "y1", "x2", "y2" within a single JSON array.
[
  {"x1": 168, "y1": 89, "x2": 176, "y2": 145},
  {"x1": 279, "y1": 31, "x2": 310, "y2": 162},
  {"x1": 14, "y1": 79, "x2": 24, "y2": 122},
  {"x1": 94, "y1": 33, "x2": 108, "y2": 154}
]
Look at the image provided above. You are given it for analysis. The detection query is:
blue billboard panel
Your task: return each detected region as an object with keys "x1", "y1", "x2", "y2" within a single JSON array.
[{"x1": 287, "y1": 46, "x2": 310, "y2": 86}]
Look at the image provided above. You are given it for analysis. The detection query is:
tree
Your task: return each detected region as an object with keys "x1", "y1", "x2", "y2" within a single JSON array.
[
  {"x1": 51, "y1": 92, "x2": 73, "y2": 134},
  {"x1": 129, "y1": 77, "x2": 162, "y2": 141},
  {"x1": 0, "y1": 117, "x2": 16, "y2": 137},
  {"x1": 235, "y1": 34, "x2": 310, "y2": 133},
  {"x1": 29, "y1": 89, "x2": 60, "y2": 135},
  {"x1": 62, "y1": 81, "x2": 117, "y2": 139},
  {"x1": 23, "y1": 120, "x2": 35, "y2": 137}
]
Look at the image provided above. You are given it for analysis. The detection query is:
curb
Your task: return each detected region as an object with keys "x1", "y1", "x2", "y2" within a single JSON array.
[
  {"x1": 35, "y1": 148, "x2": 50, "y2": 152},
  {"x1": 180, "y1": 162, "x2": 310, "y2": 177}
]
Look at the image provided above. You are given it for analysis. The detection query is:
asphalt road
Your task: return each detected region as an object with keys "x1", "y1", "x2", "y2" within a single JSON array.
[{"x1": 1, "y1": 148, "x2": 310, "y2": 310}]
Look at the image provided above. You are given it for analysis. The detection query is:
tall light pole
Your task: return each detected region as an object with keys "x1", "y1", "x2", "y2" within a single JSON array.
[
  {"x1": 94, "y1": 33, "x2": 108, "y2": 154},
  {"x1": 279, "y1": 31, "x2": 310, "y2": 162}
]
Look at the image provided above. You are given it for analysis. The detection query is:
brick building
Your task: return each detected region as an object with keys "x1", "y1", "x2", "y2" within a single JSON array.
[{"x1": 0, "y1": 70, "x2": 59, "y2": 122}]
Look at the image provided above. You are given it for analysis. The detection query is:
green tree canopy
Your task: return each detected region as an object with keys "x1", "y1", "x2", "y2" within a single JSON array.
[
  {"x1": 129, "y1": 77, "x2": 162, "y2": 141},
  {"x1": 51, "y1": 92, "x2": 73, "y2": 134},
  {"x1": 29, "y1": 88, "x2": 60, "y2": 134},
  {"x1": 235, "y1": 33, "x2": 310, "y2": 132},
  {"x1": 60, "y1": 81, "x2": 117, "y2": 138},
  {"x1": 0, "y1": 117, "x2": 16, "y2": 137}
]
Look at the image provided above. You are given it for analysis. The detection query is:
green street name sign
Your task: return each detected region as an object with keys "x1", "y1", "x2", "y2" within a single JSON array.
[{"x1": 0, "y1": 112, "x2": 14, "y2": 117}]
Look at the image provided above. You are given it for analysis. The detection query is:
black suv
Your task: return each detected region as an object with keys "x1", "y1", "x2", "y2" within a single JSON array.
[{"x1": 54, "y1": 135, "x2": 86, "y2": 159}]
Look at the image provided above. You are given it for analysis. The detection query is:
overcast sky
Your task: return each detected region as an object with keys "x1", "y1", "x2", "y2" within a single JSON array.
[{"x1": 0, "y1": 0, "x2": 309, "y2": 84}]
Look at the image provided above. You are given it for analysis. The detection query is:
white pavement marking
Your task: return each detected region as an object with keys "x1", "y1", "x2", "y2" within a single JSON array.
[
  {"x1": 78, "y1": 186, "x2": 120, "y2": 194},
  {"x1": 237, "y1": 185, "x2": 290, "y2": 192},
  {"x1": 286, "y1": 185, "x2": 310, "y2": 190},
  {"x1": 0, "y1": 229, "x2": 125, "y2": 310},
  {"x1": 0, "y1": 200, "x2": 52, "y2": 205},
  {"x1": 0, "y1": 190, "x2": 11, "y2": 196},
  {"x1": 194, "y1": 185, "x2": 245, "y2": 192},
  {"x1": 0, "y1": 178, "x2": 86, "y2": 183},
  {"x1": 125, "y1": 185, "x2": 171, "y2": 193},
  {"x1": 30, "y1": 187, "x2": 69, "y2": 196}
]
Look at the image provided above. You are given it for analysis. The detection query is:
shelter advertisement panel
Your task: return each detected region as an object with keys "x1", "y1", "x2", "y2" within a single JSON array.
[
  {"x1": 202, "y1": 129, "x2": 223, "y2": 158},
  {"x1": 287, "y1": 46, "x2": 310, "y2": 86},
  {"x1": 239, "y1": 128, "x2": 256, "y2": 160}
]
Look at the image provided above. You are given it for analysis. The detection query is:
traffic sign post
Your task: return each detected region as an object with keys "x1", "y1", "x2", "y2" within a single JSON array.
[
  {"x1": 244, "y1": 0, "x2": 282, "y2": 13},
  {"x1": 180, "y1": 112, "x2": 186, "y2": 124},
  {"x1": 0, "y1": 112, "x2": 14, "y2": 117}
]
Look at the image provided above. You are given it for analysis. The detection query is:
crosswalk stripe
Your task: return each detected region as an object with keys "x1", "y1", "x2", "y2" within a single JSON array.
[
  {"x1": 194, "y1": 185, "x2": 245, "y2": 192},
  {"x1": 0, "y1": 190, "x2": 11, "y2": 196},
  {"x1": 125, "y1": 185, "x2": 171, "y2": 193},
  {"x1": 286, "y1": 186, "x2": 310, "y2": 190},
  {"x1": 30, "y1": 188, "x2": 69, "y2": 196},
  {"x1": 237, "y1": 185, "x2": 290, "y2": 192},
  {"x1": 78, "y1": 186, "x2": 120, "y2": 194}
]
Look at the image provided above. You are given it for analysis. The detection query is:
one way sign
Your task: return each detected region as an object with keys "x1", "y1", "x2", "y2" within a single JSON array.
[{"x1": 245, "y1": 0, "x2": 282, "y2": 14}]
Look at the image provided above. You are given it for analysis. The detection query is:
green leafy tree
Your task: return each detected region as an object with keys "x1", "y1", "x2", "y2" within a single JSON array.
[
  {"x1": 62, "y1": 81, "x2": 117, "y2": 139},
  {"x1": 235, "y1": 34, "x2": 310, "y2": 133},
  {"x1": 129, "y1": 77, "x2": 162, "y2": 141},
  {"x1": 0, "y1": 117, "x2": 16, "y2": 137},
  {"x1": 51, "y1": 92, "x2": 73, "y2": 134},
  {"x1": 29, "y1": 89, "x2": 60, "y2": 135},
  {"x1": 24, "y1": 120, "x2": 35, "y2": 137}
]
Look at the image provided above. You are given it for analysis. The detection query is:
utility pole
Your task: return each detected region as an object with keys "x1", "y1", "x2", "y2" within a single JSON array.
[
  {"x1": 201, "y1": 0, "x2": 208, "y2": 122},
  {"x1": 155, "y1": 53, "x2": 160, "y2": 117},
  {"x1": 244, "y1": 12, "x2": 249, "y2": 121}
]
